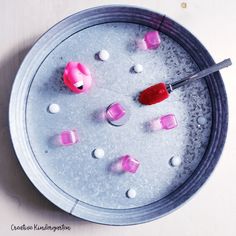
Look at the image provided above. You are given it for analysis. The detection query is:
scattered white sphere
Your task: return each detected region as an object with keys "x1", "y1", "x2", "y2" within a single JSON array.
[
  {"x1": 98, "y1": 49, "x2": 110, "y2": 61},
  {"x1": 197, "y1": 116, "x2": 207, "y2": 125},
  {"x1": 48, "y1": 103, "x2": 60, "y2": 114},
  {"x1": 93, "y1": 148, "x2": 105, "y2": 159},
  {"x1": 126, "y1": 188, "x2": 136, "y2": 198},
  {"x1": 133, "y1": 64, "x2": 143, "y2": 73},
  {"x1": 170, "y1": 156, "x2": 182, "y2": 167}
]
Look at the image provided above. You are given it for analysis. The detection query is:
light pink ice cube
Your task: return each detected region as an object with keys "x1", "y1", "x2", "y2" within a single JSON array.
[
  {"x1": 151, "y1": 114, "x2": 178, "y2": 131},
  {"x1": 161, "y1": 114, "x2": 178, "y2": 130}
]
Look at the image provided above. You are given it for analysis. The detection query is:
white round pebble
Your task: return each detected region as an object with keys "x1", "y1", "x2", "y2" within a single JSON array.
[
  {"x1": 127, "y1": 189, "x2": 136, "y2": 198},
  {"x1": 197, "y1": 116, "x2": 207, "y2": 125},
  {"x1": 93, "y1": 148, "x2": 105, "y2": 159},
  {"x1": 48, "y1": 103, "x2": 60, "y2": 114},
  {"x1": 133, "y1": 64, "x2": 143, "y2": 73},
  {"x1": 170, "y1": 156, "x2": 182, "y2": 167},
  {"x1": 98, "y1": 49, "x2": 110, "y2": 61}
]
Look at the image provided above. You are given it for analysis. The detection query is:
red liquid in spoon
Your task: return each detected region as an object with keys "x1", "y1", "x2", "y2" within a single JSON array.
[{"x1": 139, "y1": 82, "x2": 169, "y2": 105}]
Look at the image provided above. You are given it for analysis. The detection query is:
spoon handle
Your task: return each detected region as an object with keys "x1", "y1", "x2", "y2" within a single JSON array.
[{"x1": 169, "y1": 58, "x2": 232, "y2": 91}]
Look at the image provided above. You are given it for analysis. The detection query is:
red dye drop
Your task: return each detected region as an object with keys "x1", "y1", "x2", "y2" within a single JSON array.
[{"x1": 139, "y1": 82, "x2": 169, "y2": 105}]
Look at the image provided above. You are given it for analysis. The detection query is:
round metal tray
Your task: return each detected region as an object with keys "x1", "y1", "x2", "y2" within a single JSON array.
[{"x1": 9, "y1": 6, "x2": 228, "y2": 225}]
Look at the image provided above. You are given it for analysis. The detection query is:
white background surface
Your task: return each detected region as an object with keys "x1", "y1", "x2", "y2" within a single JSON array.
[{"x1": 0, "y1": 0, "x2": 235, "y2": 235}]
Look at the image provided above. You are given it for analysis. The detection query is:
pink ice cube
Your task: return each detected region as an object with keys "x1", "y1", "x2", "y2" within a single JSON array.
[
  {"x1": 121, "y1": 155, "x2": 140, "y2": 173},
  {"x1": 59, "y1": 129, "x2": 79, "y2": 146},
  {"x1": 106, "y1": 103, "x2": 126, "y2": 121},
  {"x1": 144, "y1": 31, "x2": 161, "y2": 49}
]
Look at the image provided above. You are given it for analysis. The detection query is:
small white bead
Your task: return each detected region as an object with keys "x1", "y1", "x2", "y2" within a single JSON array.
[
  {"x1": 133, "y1": 64, "x2": 143, "y2": 73},
  {"x1": 170, "y1": 156, "x2": 182, "y2": 167},
  {"x1": 98, "y1": 50, "x2": 110, "y2": 61},
  {"x1": 93, "y1": 148, "x2": 105, "y2": 159},
  {"x1": 197, "y1": 116, "x2": 207, "y2": 125},
  {"x1": 127, "y1": 189, "x2": 136, "y2": 198},
  {"x1": 48, "y1": 103, "x2": 60, "y2": 114}
]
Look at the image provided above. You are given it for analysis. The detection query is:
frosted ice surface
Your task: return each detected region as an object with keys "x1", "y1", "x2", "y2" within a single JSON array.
[{"x1": 26, "y1": 23, "x2": 212, "y2": 209}]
